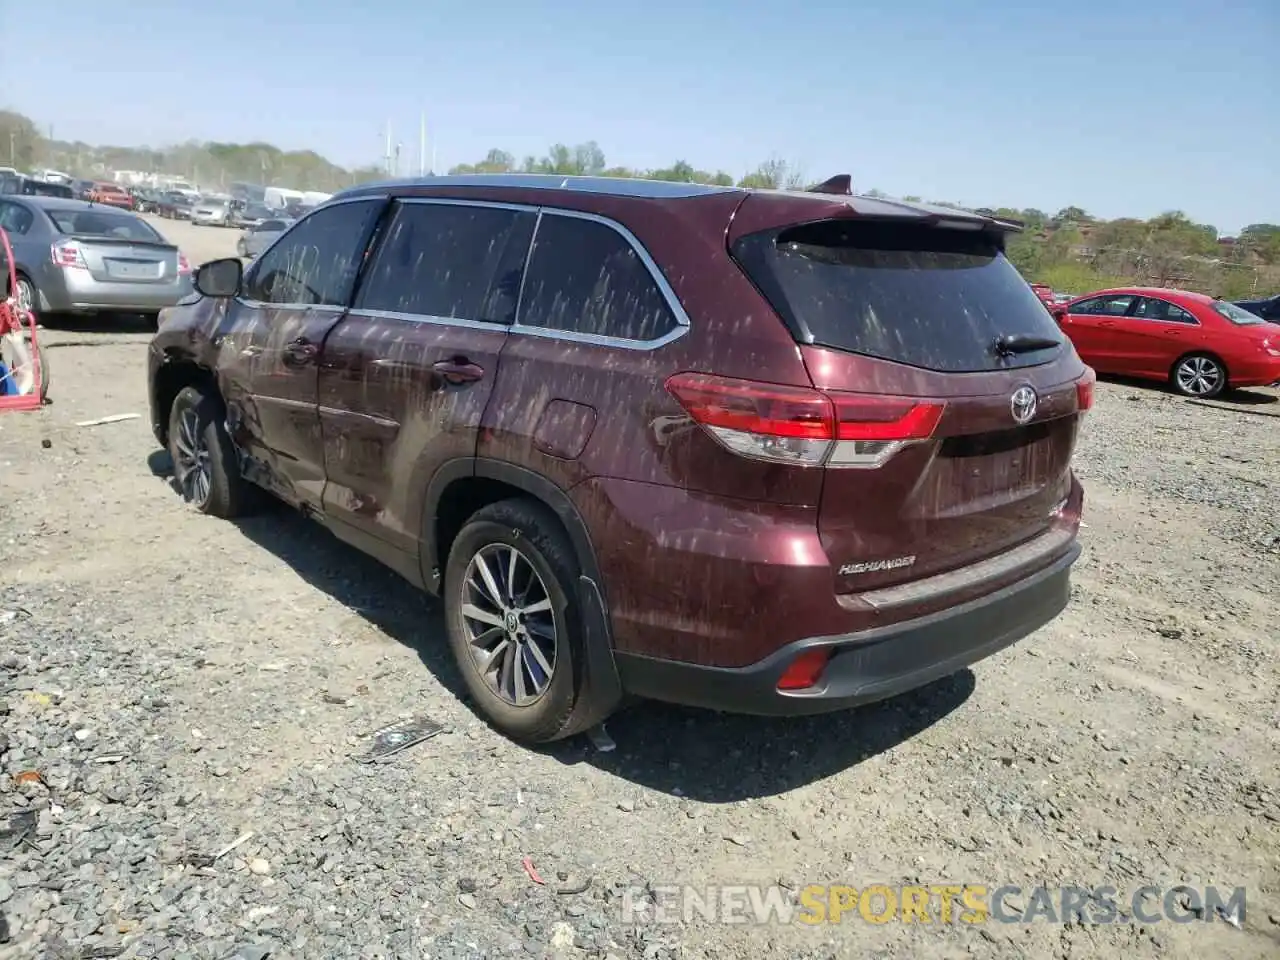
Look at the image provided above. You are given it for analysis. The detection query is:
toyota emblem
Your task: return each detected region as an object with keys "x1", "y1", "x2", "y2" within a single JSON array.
[{"x1": 1010, "y1": 385, "x2": 1038, "y2": 424}]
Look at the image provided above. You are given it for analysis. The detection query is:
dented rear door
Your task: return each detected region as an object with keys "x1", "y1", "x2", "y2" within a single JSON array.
[{"x1": 317, "y1": 199, "x2": 535, "y2": 553}]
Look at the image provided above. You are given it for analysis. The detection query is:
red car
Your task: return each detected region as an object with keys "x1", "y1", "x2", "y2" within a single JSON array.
[
  {"x1": 1030, "y1": 283, "x2": 1055, "y2": 307},
  {"x1": 149, "y1": 175, "x2": 1092, "y2": 743},
  {"x1": 88, "y1": 182, "x2": 134, "y2": 210},
  {"x1": 1052, "y1": 287, "x2": 1280, "y2": 397}
]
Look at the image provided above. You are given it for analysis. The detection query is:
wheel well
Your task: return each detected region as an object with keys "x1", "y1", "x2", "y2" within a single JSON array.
[
  {"x1": 1172, "y1": 350, "x2": 1229, "y2": 382},
  {"x1": 152, "y1": 360, "x2": 220, "y2": 444},
  {"x1": 433, "y1": 477, "x2": 536, "y2": 573}
]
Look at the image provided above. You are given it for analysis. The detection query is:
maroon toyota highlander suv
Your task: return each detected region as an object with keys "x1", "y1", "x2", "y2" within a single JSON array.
[{"x1": 147, "y1": 173, "x2": 1093, "y2": 743}]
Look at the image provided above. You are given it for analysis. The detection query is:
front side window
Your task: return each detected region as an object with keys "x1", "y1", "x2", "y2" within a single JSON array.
[
  {"x1": 243, "y1": 199, "x2": 381, "y2": 306},
  {"x1": 357, "y1": 202, "x2": 535, "y2": 324},
  {"x1": 517, "y1": 214, "x2": 680, "y2": 342},
  {"x1": 1073, "y1": 295, "x2": 1135, "y2": 317}
]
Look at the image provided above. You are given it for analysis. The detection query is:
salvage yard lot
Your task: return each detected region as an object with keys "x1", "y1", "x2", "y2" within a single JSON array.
[{"x1": 0, "y1": 214, "x2": 1277, "y2": 959}]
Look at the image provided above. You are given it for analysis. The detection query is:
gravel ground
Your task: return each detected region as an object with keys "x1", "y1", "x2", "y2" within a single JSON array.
[{"x1": 1, "y1": 217, "x2": 1277, "y2": 959}]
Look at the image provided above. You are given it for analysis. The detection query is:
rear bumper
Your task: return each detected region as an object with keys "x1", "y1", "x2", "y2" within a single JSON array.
[
  {"x1": 1229, "y1": 358, "x2": 1280, "y2": 388},
  {"x1": 615, "y1": 543, "x2": 1079, "y2": 716},
  {"x1": 41, "y1": 268, "x2": 192, "y2": 312}
]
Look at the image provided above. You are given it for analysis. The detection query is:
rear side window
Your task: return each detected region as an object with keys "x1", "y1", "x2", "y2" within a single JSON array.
[
  {"x1": 244, "y1": 199, "x2": 380, "y2": 306},
  {"x1": 44, "y1": 209, "x2": 160, "y2": 241},
  {"x1": 357, "y1": 202, "x2": 535, "y2": 324},
  {"x1": 517, "y1": 213, "x2": 679, "y2": 342},
  {"x1": 0, "y1": 202, "x2": 34, "y2": 235},
  {"x1": 733, "y1": 220, "x2": 1066, "y2": 372},
  {"x1": 1132, "y1": 297, "x2": 1197, "y2": 324}
]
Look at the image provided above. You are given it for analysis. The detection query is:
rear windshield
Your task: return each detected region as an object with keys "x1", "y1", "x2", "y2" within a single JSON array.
[
  {"x1": 45, "y1": 209, "x2": 162, "y2": 242},
  {"x1": 22, "y1": 181, "x2": 73, "y2": 198},
  {"x1": 1214, "y1": 301, "x2": 1264, "y2": 326},
  {"x1": 733, "y1": 219, "x2": 1064, "y2": 373}
]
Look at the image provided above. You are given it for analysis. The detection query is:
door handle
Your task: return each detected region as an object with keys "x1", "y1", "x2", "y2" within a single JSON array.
[
  {"x1": 432, "y1": 358, "x2": 485, "y2": 384},
  {"x1": 283, "y1": 337, "x2": 318, "y2": 366},
  {"x1": 1098, "y1": 320, "x2": 1116, "y2": 327}
]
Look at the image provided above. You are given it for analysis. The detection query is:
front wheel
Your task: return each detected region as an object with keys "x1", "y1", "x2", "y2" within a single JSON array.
[
  {"x1": 1172, "y1": 354, "x2": 1226, "y2": 398},
  {"x1": 167, "y1": 385, "x2": 251, "y2": 518},
  {"x1": 443, "y1": 499, "x2": 586, "y2": 743}
]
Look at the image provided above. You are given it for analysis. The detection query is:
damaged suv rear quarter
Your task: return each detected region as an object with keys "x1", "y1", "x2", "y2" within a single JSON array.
[{"x1": 148, "y1": 175, "x2": 1091, "y2": 743}]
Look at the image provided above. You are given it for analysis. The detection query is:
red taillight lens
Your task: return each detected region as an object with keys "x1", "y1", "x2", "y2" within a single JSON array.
[
  {"x1": 777, "y1": 648, "x2": 831, "y2": 691},
  {"x1": 1076, "y1": 368, "x2": 1096, "y2": 412},
  {"x1": 178, "y1": 254, "x2": 191, "y2": 275},
  {"x1": 830, "y1": 395, "x2": 946, "y2": 441},
  {"x1": 664, "y1": 372, "x2": 833, "y2": 439},
  {"x1": 665, "y1": 373, "x2": 944, "y2": 469},
  {"x1": 51, "y1": 240, "x2": 86, "y2": 269}
]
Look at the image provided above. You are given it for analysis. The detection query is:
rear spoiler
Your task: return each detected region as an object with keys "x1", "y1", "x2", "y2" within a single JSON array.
[
  {"x1": 729, "y1": 177, "x2": 1026, "y2": 247},
  {"x1": 65, "y1": 234, "x2": 176, "y2": 250}
]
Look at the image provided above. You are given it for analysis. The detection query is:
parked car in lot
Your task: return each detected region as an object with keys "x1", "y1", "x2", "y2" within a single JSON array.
[
  {"x1": 156, "y1": 192, "x2": 194, "y2": 220},
  {"x1": 0, "y1": 196, "x2": 192, "y2": 320},
  {"x1": 1232, "y1": 292, "x2": 1280, "y2": 324},
  {"x1": 233, "y1": 202, "x2": 275, "y2": 228},
  {"x1": 234, "y1": 217, "x2": 291, "y2": 258},
  {"x1": 89, "y1": 182, "x2": 134, "y2": 209},
  {"x1": 1052, "y1": 287, "x2": 1280, "y2": 397},
  {"x1": 191, "y1": 196, "x2": 234, "y2": 227},
  {"x1": 0, "y1": 174, "x2": 74, "y2": 199},
  {"x1": 148, "y1": 174, "x2": 1092, "y2": 743},
  {"x1": 1029, "y1": 283, "x2": 1055, "y2": 307}
]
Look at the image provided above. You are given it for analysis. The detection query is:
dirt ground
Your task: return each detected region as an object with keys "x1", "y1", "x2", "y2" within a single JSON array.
[{"x1": 0, "y1": 215, "x2": 1277, "y2": 959}]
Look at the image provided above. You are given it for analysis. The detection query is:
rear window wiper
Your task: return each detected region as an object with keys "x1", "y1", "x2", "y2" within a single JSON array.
[{"x1": 993, "y1": 333, "x2": 1061, "y2": 357}]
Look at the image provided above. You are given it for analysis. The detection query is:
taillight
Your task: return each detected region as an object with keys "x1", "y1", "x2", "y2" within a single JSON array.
[
  {"x1": 777, "y1": 648, "x2": 831, "y2": 691},
  {"x1": 1076, "y1": 368, "x2": 1096, "y2": 412},
  {"x1": 665, "y1": 372, "x2": 945, "y2": 469},
  {"x1": 51, "y1": 240, "x2": 87, "y2": 269},
  {"x1": 178, "y1": 253, "x2": 191, "y2": 275}
]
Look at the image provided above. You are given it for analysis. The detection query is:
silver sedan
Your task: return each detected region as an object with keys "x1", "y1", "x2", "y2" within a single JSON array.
[
  {"x1": 191, "y1": 198, "x2": 234, "y2": 227},
  {"x1": 235, "y1": 217, "x2": 292, "y2": 259},
  {"x1": 0, "y1": 196, "x2": 192, "y2": 318}
]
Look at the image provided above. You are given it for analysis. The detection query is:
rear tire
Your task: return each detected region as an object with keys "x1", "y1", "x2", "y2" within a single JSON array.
[
  {"x1": 443, "y1": 499, "x2": 585, "y2": 744},
  {"x1": 1171, "y1": 353, "x2": 1226, "y2": 398},
  {"x1": 167, "y1": 385, "x2": 250, "y2": 518}
]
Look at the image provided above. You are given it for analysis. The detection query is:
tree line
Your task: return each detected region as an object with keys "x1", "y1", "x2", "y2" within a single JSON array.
[{"x1": 2, "y1": 107, "x2": 1276, "y2": 297}]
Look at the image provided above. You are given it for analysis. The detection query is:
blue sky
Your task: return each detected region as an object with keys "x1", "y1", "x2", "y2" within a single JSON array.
[{"x1": 2, "y1": 0, "x2": 1276, "y2": 232}]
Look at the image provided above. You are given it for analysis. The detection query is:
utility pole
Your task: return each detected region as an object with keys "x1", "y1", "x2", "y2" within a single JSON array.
[
  {"x1": 384, "y1": 121, "x2": 393, "y2": 177},
  {"x1": 394, "y1": 142, "x2": 402, "y2": 178},
  {"x1": 419, "y1": 113, "x2": 426, "y2": 177}
]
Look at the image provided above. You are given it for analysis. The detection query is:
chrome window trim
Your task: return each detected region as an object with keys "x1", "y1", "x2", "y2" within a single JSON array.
[
  {"x1": 348, "y1": 307, "x2": 509, "y2": 333},
  {"x1": 233, "y1": 195, "x2": 694, "y2": 352},
  {"x1": 237, "y1": 196, "x2": 384, "y2": 310},
  {"x1": 510, "y1": 207, "x2": 691, "y2": 351}
]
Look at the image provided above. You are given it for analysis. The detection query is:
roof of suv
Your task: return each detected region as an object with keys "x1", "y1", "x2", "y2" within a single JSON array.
[{"x1": 332, "y1": 174, "x2": 1025, "y2": 232}]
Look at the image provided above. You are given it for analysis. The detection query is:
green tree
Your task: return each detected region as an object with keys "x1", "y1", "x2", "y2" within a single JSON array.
[{"x1": 0, "y1": 110, "x2": 43, "y2": 170}]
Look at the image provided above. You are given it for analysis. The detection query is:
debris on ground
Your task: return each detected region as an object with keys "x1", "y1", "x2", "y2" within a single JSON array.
[
  {"x1": 74, "y1": 413, "x2": 141, "y2": 427},
  {"x1": 355, "y1": 715, "x2": 445, "y2": 763}
]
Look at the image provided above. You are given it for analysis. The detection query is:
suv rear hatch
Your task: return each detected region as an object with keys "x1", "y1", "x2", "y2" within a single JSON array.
[{"x1": 728, "y1": 194, "x2": 1091, "y2": 595}]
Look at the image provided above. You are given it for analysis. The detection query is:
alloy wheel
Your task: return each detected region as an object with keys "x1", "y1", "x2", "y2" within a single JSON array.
[
  {"x1": 459, "y1": 543, "x2": 557, "y2": 706},
  {"x1": 15, "y1": 278, "x2": 33, "y2": 315},
  {"x1": 1175, "y1": 356, "x2": 1223, "y2": 397},
  {"x1": 172, "y1": 408, "x2": 212, "y2": 506}
]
